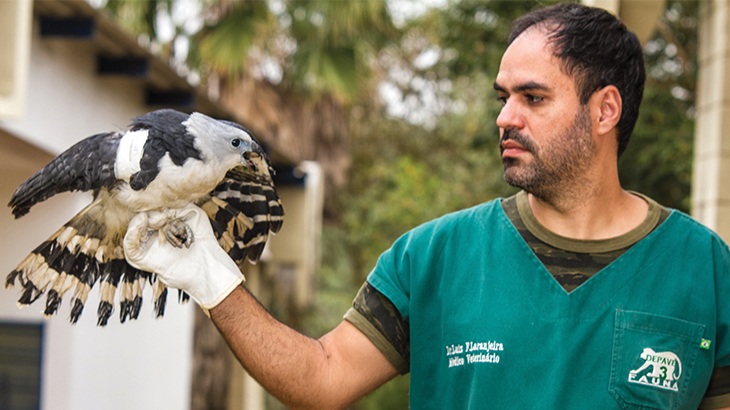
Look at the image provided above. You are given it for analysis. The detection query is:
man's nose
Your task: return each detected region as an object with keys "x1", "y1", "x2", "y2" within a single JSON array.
[{"x1": 496, "y1": 98, "x2": 525, "y2": 130}]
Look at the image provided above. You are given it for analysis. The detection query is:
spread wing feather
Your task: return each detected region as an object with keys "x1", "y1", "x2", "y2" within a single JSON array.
[
  {"x1": 7, "y1": 175, "x2": 283, "y2": 326},
  {"x1": 8, "y1": 132, "x2": 120, "y2": 218},
  {"x1": 6, "y1": 191, "x2": 154, "y2": 325}
]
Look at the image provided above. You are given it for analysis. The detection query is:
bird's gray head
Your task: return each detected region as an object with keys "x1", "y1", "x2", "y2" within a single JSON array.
[{"x1": 183, "y1": 112, "x2": 266, "y2": 172}]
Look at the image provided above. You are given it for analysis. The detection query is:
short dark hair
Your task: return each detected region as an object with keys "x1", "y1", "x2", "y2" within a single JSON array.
[{"x1": 509, "y1": 3, "x2": 645, "y2": 157}]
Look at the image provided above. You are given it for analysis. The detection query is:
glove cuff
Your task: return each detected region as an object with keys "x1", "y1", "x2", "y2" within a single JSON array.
[
  {"x1": 199, "y1": 277, "x2": 243, "y2": 311},
  {"x1": 188, "y1": 243, "x2": 245, "y2": 309}
]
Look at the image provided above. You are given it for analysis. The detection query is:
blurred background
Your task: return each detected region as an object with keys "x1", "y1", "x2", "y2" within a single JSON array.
[{"x1": 0, "y1": 0, "x2": 711, "y2": 409}]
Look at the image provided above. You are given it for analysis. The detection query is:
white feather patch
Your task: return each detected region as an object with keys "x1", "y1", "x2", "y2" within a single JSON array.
[
  {"x1": 219, "y1": 232, "x2": 236, "y2": 252},
  {"x1": 115, "y1": 129, "x2": 149, "y2": 181},
  {"x1": 81, "y1": 238, "x2": 100, "y2": 256},
  {"x1": 252, "y1": 215, "x2": 272, "y2": 223},
  {"x1": 26, "y1": 263, "x2": 50, "y2": 289},
  {"x1": 132, "y1": 277, "x2": 144, "y2": 298},
  {"x1": 51, "y1": 273, "x2": 79, "y2": 298},
  {"x1": 95, "y1": 246, "x2": 108, "y2": 263},
  {"x1": 152, "y1": 279, "x2": 166, "y2": 300},
  {"x1": 57, "y1": 227, "x2": 78, "y2": 247},
  {"x1": 15, "y1": 253, "x2": 42, "y2": 276},
  {"x1": 72, "y1": 282, "x2": 91, "y2": 302},
  {"x1": 100, "y1": 282, "x2": 117, "y2": 304},
  {"x1": 37, "y1": 267, "x2": 60, "y2": 292},
  {"x1": 66, "y1": 235, "x2": 85, "y2": 253}
]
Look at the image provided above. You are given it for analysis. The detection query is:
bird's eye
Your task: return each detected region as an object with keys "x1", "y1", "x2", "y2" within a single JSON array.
[{"x1": 230, "y1": 138, "x2": 242, "y2": 148}]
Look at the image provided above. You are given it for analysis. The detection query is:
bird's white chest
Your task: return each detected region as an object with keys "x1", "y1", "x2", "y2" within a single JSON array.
[
  {"x1": 116, "y1": 154, "x2": 227, "y2": 212},
  {"x1": 113, "y1": 128, "x2": 231, "y2": 212}
]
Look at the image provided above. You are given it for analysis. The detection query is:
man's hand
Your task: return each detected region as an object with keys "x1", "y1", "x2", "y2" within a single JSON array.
[{"x1": 123, "y1": 203, "x2": 243, "y2": 310}]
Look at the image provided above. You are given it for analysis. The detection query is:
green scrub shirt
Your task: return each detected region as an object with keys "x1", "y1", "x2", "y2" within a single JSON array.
[{"x1": 368, "y1": 199, "x2": 730, "y2": 409}]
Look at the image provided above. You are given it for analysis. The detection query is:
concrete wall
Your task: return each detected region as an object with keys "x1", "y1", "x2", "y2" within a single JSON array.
[
  {"x1": 0, "y1": 13, "x2": 194, "y2": 410},
  {"x1": 267, "y1": 162, "x2": 323, "y2": 311},
  {"x1": 0, "y1": 0, "x2": 32, "y2": 118},
  {"x1": 692, "y1": 0, "x2": 730, "y2": 242}
]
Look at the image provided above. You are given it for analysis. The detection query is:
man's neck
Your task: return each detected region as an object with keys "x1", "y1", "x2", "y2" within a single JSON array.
[{"x1": 526, "y1": 183, "x2": 649, "y2": 240}]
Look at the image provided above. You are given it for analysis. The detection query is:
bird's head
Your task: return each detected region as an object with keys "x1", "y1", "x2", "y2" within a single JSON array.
[{"x1": 184, "y1": 112, "x2": 268, "y2": 173}]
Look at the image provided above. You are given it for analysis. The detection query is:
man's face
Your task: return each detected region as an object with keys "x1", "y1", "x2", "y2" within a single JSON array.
[{"x1": 493, "y1": 28, "x2": 595, "y2": 201}]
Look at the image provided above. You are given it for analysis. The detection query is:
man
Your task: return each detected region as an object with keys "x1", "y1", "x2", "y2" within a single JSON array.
[{"x1": 124, "y1": 3, "x2": 730, "y2": 409}]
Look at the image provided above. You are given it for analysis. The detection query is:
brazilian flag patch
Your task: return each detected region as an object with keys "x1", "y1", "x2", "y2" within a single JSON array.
[{"x1": 701, "y1": 339, "x2": 712, "y2": 350}]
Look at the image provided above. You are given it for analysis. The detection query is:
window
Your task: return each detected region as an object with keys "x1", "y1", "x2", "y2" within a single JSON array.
[{"x1": 0, "y1": 323, "x2": 42, "y2": 410}]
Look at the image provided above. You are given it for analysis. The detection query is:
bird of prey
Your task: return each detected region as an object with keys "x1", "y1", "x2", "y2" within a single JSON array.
[{"x1": 6, "y1": 109, "x2": 284, "y2": 326}]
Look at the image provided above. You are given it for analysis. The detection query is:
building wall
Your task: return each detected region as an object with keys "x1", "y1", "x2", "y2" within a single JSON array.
[
  {"x1": 1, "y1": 25, "x2": 144, "y2": 152},
  {"x1": 692, "y1": 0, "x2": 730, "y2": 242},
  {"x1": 0, "y1": 14, "x2": 194, "y2": 410}
]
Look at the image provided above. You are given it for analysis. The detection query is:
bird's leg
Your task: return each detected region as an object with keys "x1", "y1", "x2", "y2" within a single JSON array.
[{"x1": 163, "y1": 218, "x2": 194, "y2": 248}]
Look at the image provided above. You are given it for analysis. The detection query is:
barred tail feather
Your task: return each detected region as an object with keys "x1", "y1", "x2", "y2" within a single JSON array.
[
  {"x1": 96, "y1": 253, "x2": 126, "y2": 326},
  {"x1": 119, "y1": 265, "x2": 147, "y2": 323},
  {"x1": 204, "y1": 178, "x2": 284, "y2": 265},
  {"x1": 6, "y1": 199, "x2": 172, "y2": 326},
  {"x1": 178, "y1": 290, "x2": 190, "y2": 303},
  {"x1": 153, "y1": 281, "x2": 168, "y2": 318}
]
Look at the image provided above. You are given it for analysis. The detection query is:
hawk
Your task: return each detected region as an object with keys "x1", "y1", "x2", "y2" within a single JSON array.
[{"x1": 6, "y1": 109, "x2": 284, "y2": 326}]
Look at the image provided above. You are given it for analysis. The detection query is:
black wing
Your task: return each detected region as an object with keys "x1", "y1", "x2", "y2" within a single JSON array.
[
  {"x1": 8, "y1": 132, "x2": 121, "y2": 218},
  {"x1": 127, "y1": 109, "x2": 202, "y2": 191}
]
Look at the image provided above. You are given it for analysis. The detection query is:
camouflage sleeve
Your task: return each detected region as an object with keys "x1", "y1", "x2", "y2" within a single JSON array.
[
  {"x1": 700, "y1": 366, "x2": 730, "y2": 409},
  {"x1": 343, "y1": 282, "x2": 410, "y2": 374}
]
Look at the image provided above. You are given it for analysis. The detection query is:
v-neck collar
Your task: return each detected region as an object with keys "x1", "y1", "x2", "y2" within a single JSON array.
[
  {"x1": 515, "y1": 190, "x2": 662, "y2": 253},
  {"x1": 495, "y1": 196, "x2": 679, "y2": 319}
]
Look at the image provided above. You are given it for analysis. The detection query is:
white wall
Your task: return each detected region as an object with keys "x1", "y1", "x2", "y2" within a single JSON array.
[
  {"x1": 0, "y1": 15, "x2": 194, "y2": 410},
  {"x1": 0, "y1": 21, "x2": 146, "y2": 152},
  {"x1": 0, "y1": 0, "x2": 33, "y2": 118}
]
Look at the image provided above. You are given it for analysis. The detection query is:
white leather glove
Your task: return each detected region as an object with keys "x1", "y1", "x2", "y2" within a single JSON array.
[{"x1": 123, "y1": 203, "x2": 243, "y2": 311}]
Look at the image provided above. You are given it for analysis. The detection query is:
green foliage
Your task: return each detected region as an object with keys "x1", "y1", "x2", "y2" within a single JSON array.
[
  {"x1": 291, "y1": 44, "x2": 359, "y2": 102},
  {"x1": 341, "y1": 104, "x2": 515, "y2": 284},
  {"x1": 619, "y1": 0, "x2": 698, "y2": 212},
  {"x1": 288, "y1": 0, "x2": 395, "y2": 48},
  {"x1": 284, "y1": 0, "x2": 396, "y2": 102},
  {"x1": 302, "y1": 226, "x2": 361, "y2": 337},
  {"x1": 620, "y1": 86, "x2": 695, "y2": 212},
  {"x1": 414, "y1": 0, "x2": 542, "y2": 78},
  {"x1": 104, "y1": 0, "x2": 164, "y2": 43},
  {"x1": 356, "y1": 374, "x2": 411, "y2": 410},
  {"x1": 196, "y1": 2, "x2": 275, "y2": 74}
]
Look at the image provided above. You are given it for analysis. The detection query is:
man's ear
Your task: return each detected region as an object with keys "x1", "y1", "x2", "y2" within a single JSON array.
[{"x1": 592, "y1": 85, "x2": 622, "y2": 136}]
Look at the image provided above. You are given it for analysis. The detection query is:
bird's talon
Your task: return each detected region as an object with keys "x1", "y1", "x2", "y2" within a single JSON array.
[
  {"x1": 163, "y1": 219, "x2": 193, "y2": 248},
  {"x1": 184, "y1": 226, "x2": 194, "y2": 248}
]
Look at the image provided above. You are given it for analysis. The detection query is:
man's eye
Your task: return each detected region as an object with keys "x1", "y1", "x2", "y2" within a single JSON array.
[
  {"x1": 497, "y1": 96, "x2": 507, "y2": 106},
  {"x1": 527, "y1": 95, "x2": 544, "y2": 103}
]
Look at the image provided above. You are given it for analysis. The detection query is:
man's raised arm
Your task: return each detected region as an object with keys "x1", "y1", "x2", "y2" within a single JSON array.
[
  {"x1": 123, "y1": 204, "x2": 397, "y2": 410},
  {"x1": 211, "y1": 286, "x2": 397, "y2": 409}
]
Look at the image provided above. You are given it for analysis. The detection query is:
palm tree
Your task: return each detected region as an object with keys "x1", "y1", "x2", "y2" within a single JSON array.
[{"x1": 195, "y1": 0, "x2": 397, "y2": 196}]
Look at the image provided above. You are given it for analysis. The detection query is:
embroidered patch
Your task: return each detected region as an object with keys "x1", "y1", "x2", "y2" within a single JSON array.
[
  {"x1": 701, "y1": 339, "x2": 711, "y2": 350},
  {"x1": 628, "y1": 348, "x2": 682, "y2": 392},
  {"x1": 445, "y1": 340, "x2": 504, "y2": 368}
]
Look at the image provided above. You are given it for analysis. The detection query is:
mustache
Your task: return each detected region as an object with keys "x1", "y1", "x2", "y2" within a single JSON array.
[{"x1": 500, "y1": 129, "x2": 536, "y2": 153}]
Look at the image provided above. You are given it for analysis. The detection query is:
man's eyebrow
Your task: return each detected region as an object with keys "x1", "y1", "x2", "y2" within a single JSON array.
[{"x1": 492, "y1": 81, "x2": 551, "y2": 93}]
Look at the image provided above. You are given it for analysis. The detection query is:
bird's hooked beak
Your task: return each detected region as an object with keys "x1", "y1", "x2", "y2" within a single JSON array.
[
  {"x1": 241, "y1": 151, "x2": 258, "y2": 173},
  {"x1": 240, "y1": 139, "x2": 267, "y2": 172}
]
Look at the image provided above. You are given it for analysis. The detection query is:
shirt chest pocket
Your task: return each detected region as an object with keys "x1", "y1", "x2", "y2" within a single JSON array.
[{"x1": 609, "y1": 309, "x2": 706, "y2": 410}]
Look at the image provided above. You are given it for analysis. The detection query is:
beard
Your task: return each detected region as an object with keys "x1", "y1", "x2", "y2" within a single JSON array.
[{"x1": 501, "y1": 107, "x2": 595, "y2": 203}]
